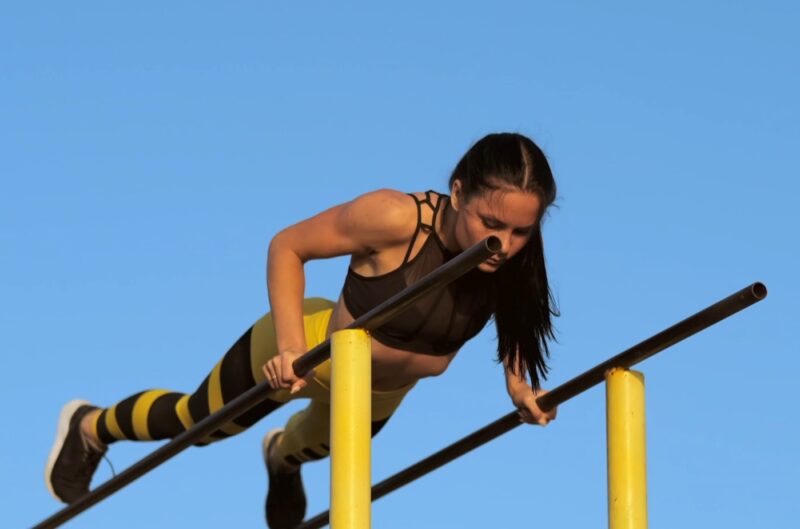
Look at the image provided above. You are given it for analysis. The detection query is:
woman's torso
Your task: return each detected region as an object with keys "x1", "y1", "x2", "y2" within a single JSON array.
[
  {"x1": 323, "y1": 191, "x2": 493, "y2": 391},
  {"x1": 327, "y1": 298, "x2": 457, "y2": 390}
]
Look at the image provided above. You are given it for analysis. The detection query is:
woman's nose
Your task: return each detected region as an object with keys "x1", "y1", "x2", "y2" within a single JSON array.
[{"x1": 496, "y1": 232, "x2": 512, "y2": 256}]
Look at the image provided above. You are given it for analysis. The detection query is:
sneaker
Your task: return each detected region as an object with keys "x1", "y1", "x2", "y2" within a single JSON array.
[
  {"x1": 45, "y1": 400, "x2": 106, "y2": 503},
  {"x1": 263, "y1": 428, "x2": 306, "y2": 529}
]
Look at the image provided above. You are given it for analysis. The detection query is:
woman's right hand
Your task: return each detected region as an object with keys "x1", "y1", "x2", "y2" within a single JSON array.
[{"x1": 263, "y1": 351, "x2": 314, "y2": 394}]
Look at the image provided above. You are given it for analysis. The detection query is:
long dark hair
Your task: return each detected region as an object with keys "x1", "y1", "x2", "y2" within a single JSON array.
[{"x1": 449, "y1": 133, "x2": 558, "y2": 390}]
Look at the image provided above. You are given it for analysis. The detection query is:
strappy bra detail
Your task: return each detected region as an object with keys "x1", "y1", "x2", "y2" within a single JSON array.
[
  {"x1": 342, "y1": 190, "x2": 495, "y2": 356},
  {"x1": 403, "y1": 190, "x2": 441, "y2": 264}
]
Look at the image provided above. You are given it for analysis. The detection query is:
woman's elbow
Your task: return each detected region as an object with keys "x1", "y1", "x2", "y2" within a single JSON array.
[{"x1": 268, "y1": 230, "x2": 306, "y2": 265}]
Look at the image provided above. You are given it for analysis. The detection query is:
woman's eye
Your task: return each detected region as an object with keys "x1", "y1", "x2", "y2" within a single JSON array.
[{"x1": 481, "y1": 218, "x2": 500, "y2": 229}]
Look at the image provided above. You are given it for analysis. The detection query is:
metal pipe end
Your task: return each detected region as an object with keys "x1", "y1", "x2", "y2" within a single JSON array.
[
  {"x1": 485, "y1": 235, "x2": 502, "y2": 254},
  {"x1": 752, "y1": 282, "x2": 768, "y2": 300}
]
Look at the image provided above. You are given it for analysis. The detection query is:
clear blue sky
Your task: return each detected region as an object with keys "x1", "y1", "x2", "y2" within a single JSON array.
[{"x1": 2, "y1": 2, "x2": 797, "y2": 528}]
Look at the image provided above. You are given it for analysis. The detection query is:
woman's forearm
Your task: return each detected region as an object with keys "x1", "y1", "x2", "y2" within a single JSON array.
[
  {"x1": 267, "y1": 231, "x2": 308, "y2": 356},
  {"x1": 504, "y1": 355, "x2": 530, "y2": 397}
]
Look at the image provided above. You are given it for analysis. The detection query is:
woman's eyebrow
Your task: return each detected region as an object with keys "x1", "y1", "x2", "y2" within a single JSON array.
[
  {"x1": 480, "y1": 214, "x2": 535, "y2": 231},
  {"x1": 480, "y1": 214, "x2": 505, "y2": 226}
]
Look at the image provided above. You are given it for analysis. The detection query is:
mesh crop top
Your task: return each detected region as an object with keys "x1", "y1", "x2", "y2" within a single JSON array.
[{"x1": 342, "y1": 191, "x2": 495, "y2": 356}]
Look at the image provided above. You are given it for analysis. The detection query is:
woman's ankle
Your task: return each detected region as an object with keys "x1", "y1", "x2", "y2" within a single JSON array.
[
  {"x1": 79, "y1": 409, "x2": 106, "y2": 451},
  {"x1": 269, "y1": 435, "x2": 299, "y2": 474}
]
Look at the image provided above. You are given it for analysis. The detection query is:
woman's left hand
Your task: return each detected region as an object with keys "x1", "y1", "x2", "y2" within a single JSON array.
[{"x1": 510, "y1": 386, "x2": 558, "y2": 426}]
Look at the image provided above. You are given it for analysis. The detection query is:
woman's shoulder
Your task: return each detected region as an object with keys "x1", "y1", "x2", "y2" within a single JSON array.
[
  {"x1": 356, "y1": 188, "x2": 412, "y2": 205},
  {"x1": 351, "y1": 188, "x2": 445, "y2": 221},
  {"x1": 348, "y1": 187, "x2": 449, "y2": 222},
  {"x1": 343, "y1": 188, "x2": 446, "y2": 250},
  {"x1": 350, "y1": 188, "x2": 413, "y2": 219},
  {"x1": 342, "y1": 189, "x2": 420, "y2": 247}
]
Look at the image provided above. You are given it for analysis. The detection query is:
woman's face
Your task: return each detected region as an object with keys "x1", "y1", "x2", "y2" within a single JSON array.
[{"x1": 452, "y1": 184, "x2": 542, "y2": 273}]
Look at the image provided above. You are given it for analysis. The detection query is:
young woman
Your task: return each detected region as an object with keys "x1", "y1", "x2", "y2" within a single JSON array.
[{"x1": 46, "y1": 132, "x2": 560, "y2": 529}]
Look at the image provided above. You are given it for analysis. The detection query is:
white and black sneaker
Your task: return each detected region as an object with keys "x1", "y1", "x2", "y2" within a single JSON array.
[
  {"x1": 263, "y1": 429, "x2": 306, "y2": 529},
  {"x1": 45, "y1": 399, "x2": 106, "y2": 503}
]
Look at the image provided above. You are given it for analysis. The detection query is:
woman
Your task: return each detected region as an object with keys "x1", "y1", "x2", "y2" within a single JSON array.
[{"x1": 45, "y1": 132, "x2": 559, "y2": 529}]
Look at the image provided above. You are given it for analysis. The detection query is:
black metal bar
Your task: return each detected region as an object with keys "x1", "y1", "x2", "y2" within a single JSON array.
[
  {"x1": 536, "y1": 281, "x2": 767, "y2": 412},
  {"x1": 296, "y1": 282, "x2": 768, "y2": 529},
  {"x1": 32, "y1": 236, "x2": 501, "y2": 529}
]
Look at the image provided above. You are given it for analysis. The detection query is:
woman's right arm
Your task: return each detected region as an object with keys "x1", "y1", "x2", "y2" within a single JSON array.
[{"x1": 264, "y1": 189, "x2": 417, "y2": 392}]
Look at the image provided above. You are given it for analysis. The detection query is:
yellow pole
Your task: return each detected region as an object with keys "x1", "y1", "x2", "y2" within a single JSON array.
[
  {"x1": 606, "y1": 368, "x2": 648, "y2": 529},
  {"x1": 330, "y1": 329, "x2": 372, "y2": 529}
]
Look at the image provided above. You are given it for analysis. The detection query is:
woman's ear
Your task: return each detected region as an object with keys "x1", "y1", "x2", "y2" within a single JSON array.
[{"x1": 450, "y1": 180, "x2": 462, "y2": 211}]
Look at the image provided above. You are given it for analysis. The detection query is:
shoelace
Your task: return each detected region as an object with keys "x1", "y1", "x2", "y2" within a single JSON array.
[
  {"x1": 77, "y1": 449, "x2": 117, "y2": 480},
  {"x1": 79, "y1": 435, "x2": 117, "y2": 480},
  {"x1": 102, "y1": 454, "x2": 116, "y2": 478}
]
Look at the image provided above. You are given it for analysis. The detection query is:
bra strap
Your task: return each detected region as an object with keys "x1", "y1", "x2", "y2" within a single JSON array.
[
  {"x1": 427, "y1": 190, "x2": 445, "y2": 230},
  {"x1": 402, "y1": 192, "x2": 438, "y2": 264}
]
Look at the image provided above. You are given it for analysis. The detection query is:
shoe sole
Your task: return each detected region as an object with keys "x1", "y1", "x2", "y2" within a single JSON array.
[{"x1": 44, "y1": 399, "x2": 90, "y2": 501}]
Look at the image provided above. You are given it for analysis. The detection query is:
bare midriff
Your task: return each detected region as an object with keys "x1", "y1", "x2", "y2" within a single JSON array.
[{"x1": 326, "y1": 294, "x2": 457, "y2": 391}]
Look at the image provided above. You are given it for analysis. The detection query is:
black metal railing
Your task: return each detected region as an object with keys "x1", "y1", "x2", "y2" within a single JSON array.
[
  {"x1": 32, "y1": 236, "x2": 502, "y2": 529},
  {"x1": 296, "y1": 282, "x2": 767, "y2": 529}
]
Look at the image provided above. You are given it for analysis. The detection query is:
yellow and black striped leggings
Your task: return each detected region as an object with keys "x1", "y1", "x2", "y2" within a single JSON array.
[{"x1": 89, "y1": 298, "x2": 414, "y2": 466}]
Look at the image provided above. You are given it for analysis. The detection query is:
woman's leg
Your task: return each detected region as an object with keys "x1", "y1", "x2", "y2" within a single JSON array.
[
  {"x1": 89, "y1": 325, "x2": 286, "y2": 446},
  {"x1": 46, "y1": 298, "x2": 337, "y2": 503},
  {"x1": 264, "y1": 368, "x2": 416, "y2": 528},
  {"x1": 88, "y1": 298, "x2": 338, "y2": 447},
  {"x1": 271, "y1": 382, "x2": 415, "y2": 467}
]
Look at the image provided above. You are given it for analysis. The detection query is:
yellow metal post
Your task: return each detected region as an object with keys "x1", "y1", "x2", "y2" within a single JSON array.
[
  {"x1": 606, "y1": 368, "x2": 648, "y2": 529},
  {"x1": 330, "y1": 329, "x2": 371, "y2": 529}
]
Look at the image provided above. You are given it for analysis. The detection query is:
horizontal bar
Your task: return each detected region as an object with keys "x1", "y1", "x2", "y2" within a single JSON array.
[
  {"x1": 536, "y1": 282, "x2": 767, "y2": 412},
  {"x1": 32, "y1": 236, "x2": 501, "y2": 529},
  {"x1": 297, "y1": 281, "x2": 767, "y2": 529}
]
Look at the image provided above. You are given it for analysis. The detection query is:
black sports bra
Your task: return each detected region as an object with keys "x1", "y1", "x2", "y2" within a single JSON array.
[{"x1": 342, "y1": 191, "x2": 495, "y2": 355}]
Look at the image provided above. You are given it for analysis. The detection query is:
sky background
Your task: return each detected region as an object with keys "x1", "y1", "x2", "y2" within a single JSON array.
[{"x1": 2, "y1": 2, "x2": 797, "y2": 528}]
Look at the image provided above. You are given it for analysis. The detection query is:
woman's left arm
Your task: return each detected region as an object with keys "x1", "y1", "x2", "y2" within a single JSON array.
[{"x1": 504, "y1": 358, "x2": 557, "y2": 426}]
